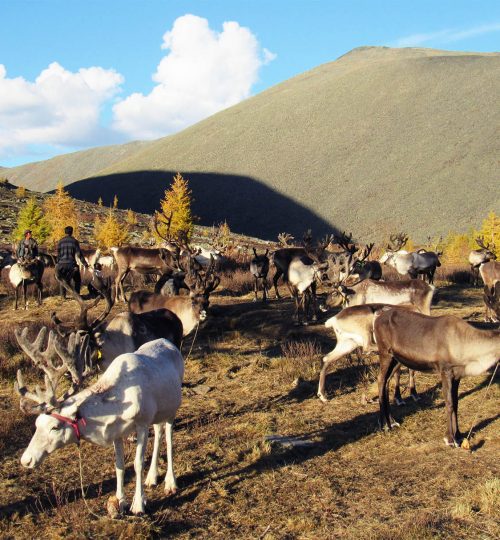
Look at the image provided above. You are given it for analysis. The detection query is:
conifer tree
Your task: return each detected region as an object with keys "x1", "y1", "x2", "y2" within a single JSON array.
[
  {"x1": 12, "y1": 196, "x2": 50, "y2": 243},
  {"x1": 153, "y1": 173, "x2": 195, "y2": 242},
  {"x1": 126, "y1": 208, "x2": 138, "y2": 225},
  {"x1": 43, "y1": 181, "x2": 79, "y2": 247},
  {"x1": 15, "y1": 185, "x2": 27, "y2": 198},
  {"x1": 94, "y1": 208, "x2": 130, "y2": 249}
]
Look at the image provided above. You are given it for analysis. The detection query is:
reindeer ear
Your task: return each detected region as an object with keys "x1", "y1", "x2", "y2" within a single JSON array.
[
  {"x1": 265, "y1": 249, "x2": 269, "y2": 256},
  {"x1": 253, "y1": 248, "x2": 257, "y2": 257}
]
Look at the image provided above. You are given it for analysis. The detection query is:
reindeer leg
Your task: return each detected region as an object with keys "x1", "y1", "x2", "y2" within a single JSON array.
[
  {"x1": 118, "y1": 269, "x2": 130, "y2": 303},
  {"x1": 23, "y1": 280, "x2": 28, "y2": 310},
  {"x1": 392, "y1": 364, "x2": 405, "y2": 406},
  {"x1": 253, "y1": 277, "x2": 258, "y2": 302},
  {"x1": 408, "y1": 369, "x2": 420, "y2": 401},
  {"x1": 262, "y1": 278, "x2": 268, "y2": 303},
  {"x1": 378, "y1": 354, "x2": 399, "y2": 430},
  {"x1": 113, "y1": 438, "x2": 127, "y2": 513},
  {"x1": 37, "y1": 281, "x2": 43, "y2": 306},
  {"x1": 310, "y1": 282, "x2": 318, "y2": 322},
  {"x1": 130, "y1": 424, "x2": 148, "y2": 515},
  {"x1": 164, "y1": 420, "x2": 177, "y2": 496},
  {"x1": 145, "y1": 424, "x2": 163, "y2": 487},
  {"x1": 450, "y1": 376, "x2": 462, "y2": 445},
  {"x1": 318, "y1": 338, "x2": 358, "y2": 402},
  {"x1": 14, "y1": 283, "x2": 19, "y2": 310},
  {"x1": 441, "y1": 370, "x2": 458, "y2": 447},
  {"x1": 273, "y1": 269, "x2": 282, "y2": 299}
]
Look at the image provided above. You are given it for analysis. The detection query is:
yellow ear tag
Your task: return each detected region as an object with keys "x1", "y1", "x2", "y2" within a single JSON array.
[
  {"x1": 97, "y1": 350, "x2": 102, "y2": 360},
  {"x1": 461, "y1": 438, "x2": 470, "y2": 450}
]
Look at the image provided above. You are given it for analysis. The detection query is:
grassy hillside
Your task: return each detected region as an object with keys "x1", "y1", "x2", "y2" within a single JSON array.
[{"x1": 4, "y1": 47, "x2": 499, "y2": 241}]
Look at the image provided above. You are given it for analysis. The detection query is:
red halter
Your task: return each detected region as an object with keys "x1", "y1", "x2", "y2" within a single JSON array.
[{"x1": 50, "y1": 413, "x2": 87, "y2": 441}]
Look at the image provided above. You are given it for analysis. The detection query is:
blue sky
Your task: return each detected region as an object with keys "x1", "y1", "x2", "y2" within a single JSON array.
[{"x1": 1, "y1": 0, "x2": 499, "y2": 167}]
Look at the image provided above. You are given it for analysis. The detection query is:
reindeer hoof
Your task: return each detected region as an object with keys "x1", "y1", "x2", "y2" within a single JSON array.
[
  {"x1": 394, "y1": 398, "x2": 406, "y2": 406},
  {"x1": 130, "y1": 496, "x2": 146, "y2": 515},
  {"x1": 390, "y1": 420, "x2": 400, "y2": 428},
  {"x1": 164, "y1": 486, "x2": 177, "y2": 497},
  {"x1": 144, "y1": 475, "x2": 158, "y2": 487},
  {"x1": 317, "y1": 393, "x2": 329, "y2": 403},
  {"x1": 410, "y1": 394, "x2": 421, "y2": 402}
]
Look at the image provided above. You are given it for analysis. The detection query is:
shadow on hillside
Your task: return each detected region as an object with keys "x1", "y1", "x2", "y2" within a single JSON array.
[{"x1": 65, "y1": 170, "x2": 337, "y2": 239}]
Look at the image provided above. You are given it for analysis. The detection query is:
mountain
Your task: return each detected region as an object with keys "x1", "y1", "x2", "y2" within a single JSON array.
[{"x1": 3, "y1": 47, "x2": 499, "y2": 241}]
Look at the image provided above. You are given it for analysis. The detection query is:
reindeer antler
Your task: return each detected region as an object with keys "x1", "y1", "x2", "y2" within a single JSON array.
[
  {"x1": 476, "y1": 236, "x2": 494, "y2": 252},
  {"x1": 388, "y1": 233, "x2": 408, "y2": 251},
  {"x1": 333, "y1": 231, "x2": 358, "y2": 256},
  {"x1": 14, "y1": 327, "x2": 89, "y2": 413},
  {"x1": 277, "y1": 232, "x2": 294, "y2": 247}
]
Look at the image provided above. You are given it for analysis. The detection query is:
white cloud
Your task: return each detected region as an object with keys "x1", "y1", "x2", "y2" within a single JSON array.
[
  {"x1": 0, "y1": 62, "x2": 123, "y2": 159},
  {"x1": 112, "y1": 14, "x2": 276, "y2": 140},
  {"x1": 394, "y1": 22, "x2": 500, "y2": 47}
]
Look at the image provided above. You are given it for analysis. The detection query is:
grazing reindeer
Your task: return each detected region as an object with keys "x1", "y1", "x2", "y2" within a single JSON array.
[
  {"x1": 379, "y1": 233, "x2": 441, "y2": 284},
  {"x1": 469, "y1": 237, "x2": 496, "y2": 286},
  {"x1": 373, "y1": 307, "x2": 500, "y2": 447},
  {"x1": 250, "y1": 248, "x2": 270, "y2": 302},
  {"x1": 9, "y1": 258, "x2": 44, "y2": 309},
  {"x1": 479, "y1": 260, "x2": 500, "y2": 320},
  {"x1": 15, "y1": 327, "x2": 184, "y2": 514}
]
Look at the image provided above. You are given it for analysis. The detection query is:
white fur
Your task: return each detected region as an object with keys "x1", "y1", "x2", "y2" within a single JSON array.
[{"x1": 21, "y1": 338, "x2": 184, "y2": 515}]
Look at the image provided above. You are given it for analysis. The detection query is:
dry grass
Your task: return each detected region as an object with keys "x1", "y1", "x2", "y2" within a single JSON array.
[{"x1": 0, "y1": 272, "x2": 498, "y2": 539}]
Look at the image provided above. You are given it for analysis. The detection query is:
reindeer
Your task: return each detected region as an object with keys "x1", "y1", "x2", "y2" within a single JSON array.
[
  {"x1": 250, "y1": 248, "x2": 270, "y2": 302},
  {"x1": 318, "y1": 249, "x2": 435, "y2": 402},
  {"x1": 129, "y1": 262, "x2": 220, "y2": 336},
  {"x1": 469, "y1": 237, "x2": 496, "y2": 286},
  {"x1": 373, "y1": 307, "x2": 500, "y2": 447},
  {"x1": 318, "y1": 277, "x2": 435, "y2": 403},
  {"x1": 15, "y1": 327, "x2": 184, "y2": 514},
  {"x1": 479, "y1": 260, "x2": 500, "y2": 320},
  {"x1": 483, "y1": 281, "x2": 500, "y2": 323},
  {"x1": 379, "y1": 233, "x2": 441, "y2": 284},
  {"x1": 9, "y1": 258, "x2": 44, "y2": 309},
  {"x1": 318, "y1": 304, "x2": 423, "y2": 404},
  {"x1": 272, "y1": 231, "x2": 332, "y2": 324},
  {"x1": 349, "y1": 243, "x2": 382, "y2": 281}
]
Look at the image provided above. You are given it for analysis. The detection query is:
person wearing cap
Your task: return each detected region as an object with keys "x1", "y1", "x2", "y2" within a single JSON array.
[
  {"x1": 16, "y1": 229, "x2": 39, "y2": 262},
  {"x1": 56, "y1": 226, "x2": 89, "y2": 295}
]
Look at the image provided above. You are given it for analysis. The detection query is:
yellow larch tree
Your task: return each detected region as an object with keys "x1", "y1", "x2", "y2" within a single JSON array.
[
  {"x1": 153, "y1": 173, "x2": 195, "y2": 242},
  {"x1": 43, "y1": 181, "x2": 79, "y2": 247}
]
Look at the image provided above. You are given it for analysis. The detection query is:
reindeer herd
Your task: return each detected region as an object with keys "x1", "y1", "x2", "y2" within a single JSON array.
[{"x1": 0, "y1": 223, "x2": 499, "y2": 517}]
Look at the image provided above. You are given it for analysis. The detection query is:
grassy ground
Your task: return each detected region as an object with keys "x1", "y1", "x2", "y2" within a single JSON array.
[{"x1": 0, "y1": 268, "x2": 498, "y2": 539}]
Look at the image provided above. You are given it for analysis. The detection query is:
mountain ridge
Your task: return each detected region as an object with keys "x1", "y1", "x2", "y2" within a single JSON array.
[{"x1": 3, "y1": 46, "x2": 499, "y2": 241}]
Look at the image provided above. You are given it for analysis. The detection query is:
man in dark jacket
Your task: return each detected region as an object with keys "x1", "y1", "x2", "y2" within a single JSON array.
[
  {"x1": 56, "y1": 226, "x2": 88, "y2": 295},
  {"x1": 17, "y1": 229, "x2": 38, "y2": 261}
]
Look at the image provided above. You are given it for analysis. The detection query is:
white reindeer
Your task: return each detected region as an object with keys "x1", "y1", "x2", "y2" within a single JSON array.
[{"x1": 15, "y1": 327, "x2": 184, "y2": 515}]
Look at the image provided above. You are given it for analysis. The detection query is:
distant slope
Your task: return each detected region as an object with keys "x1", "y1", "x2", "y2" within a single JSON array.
[
  {"x1": 3, "y1": 140, "x2": 150, "y2": 193},
  {"x1": 5, "y1": 47, "x2": 500, "y2": 241}
]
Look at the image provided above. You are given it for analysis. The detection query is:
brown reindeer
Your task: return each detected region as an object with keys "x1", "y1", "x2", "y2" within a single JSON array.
[
  {"x1": 374, "y1": 307, "x2": 500, "y2": 446},
  {"x1": 250, "y1": 248, "x2": 270, "y2": 302},
  {"x1": 479, "y1": 260, "x2": 500, "y2": 320},
  {"x1": 128, "y1": 263, "x2": 220, "y2": 336},
  {"x1": 469, "y1": 237, "x2": 496, "y2": 286}
]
